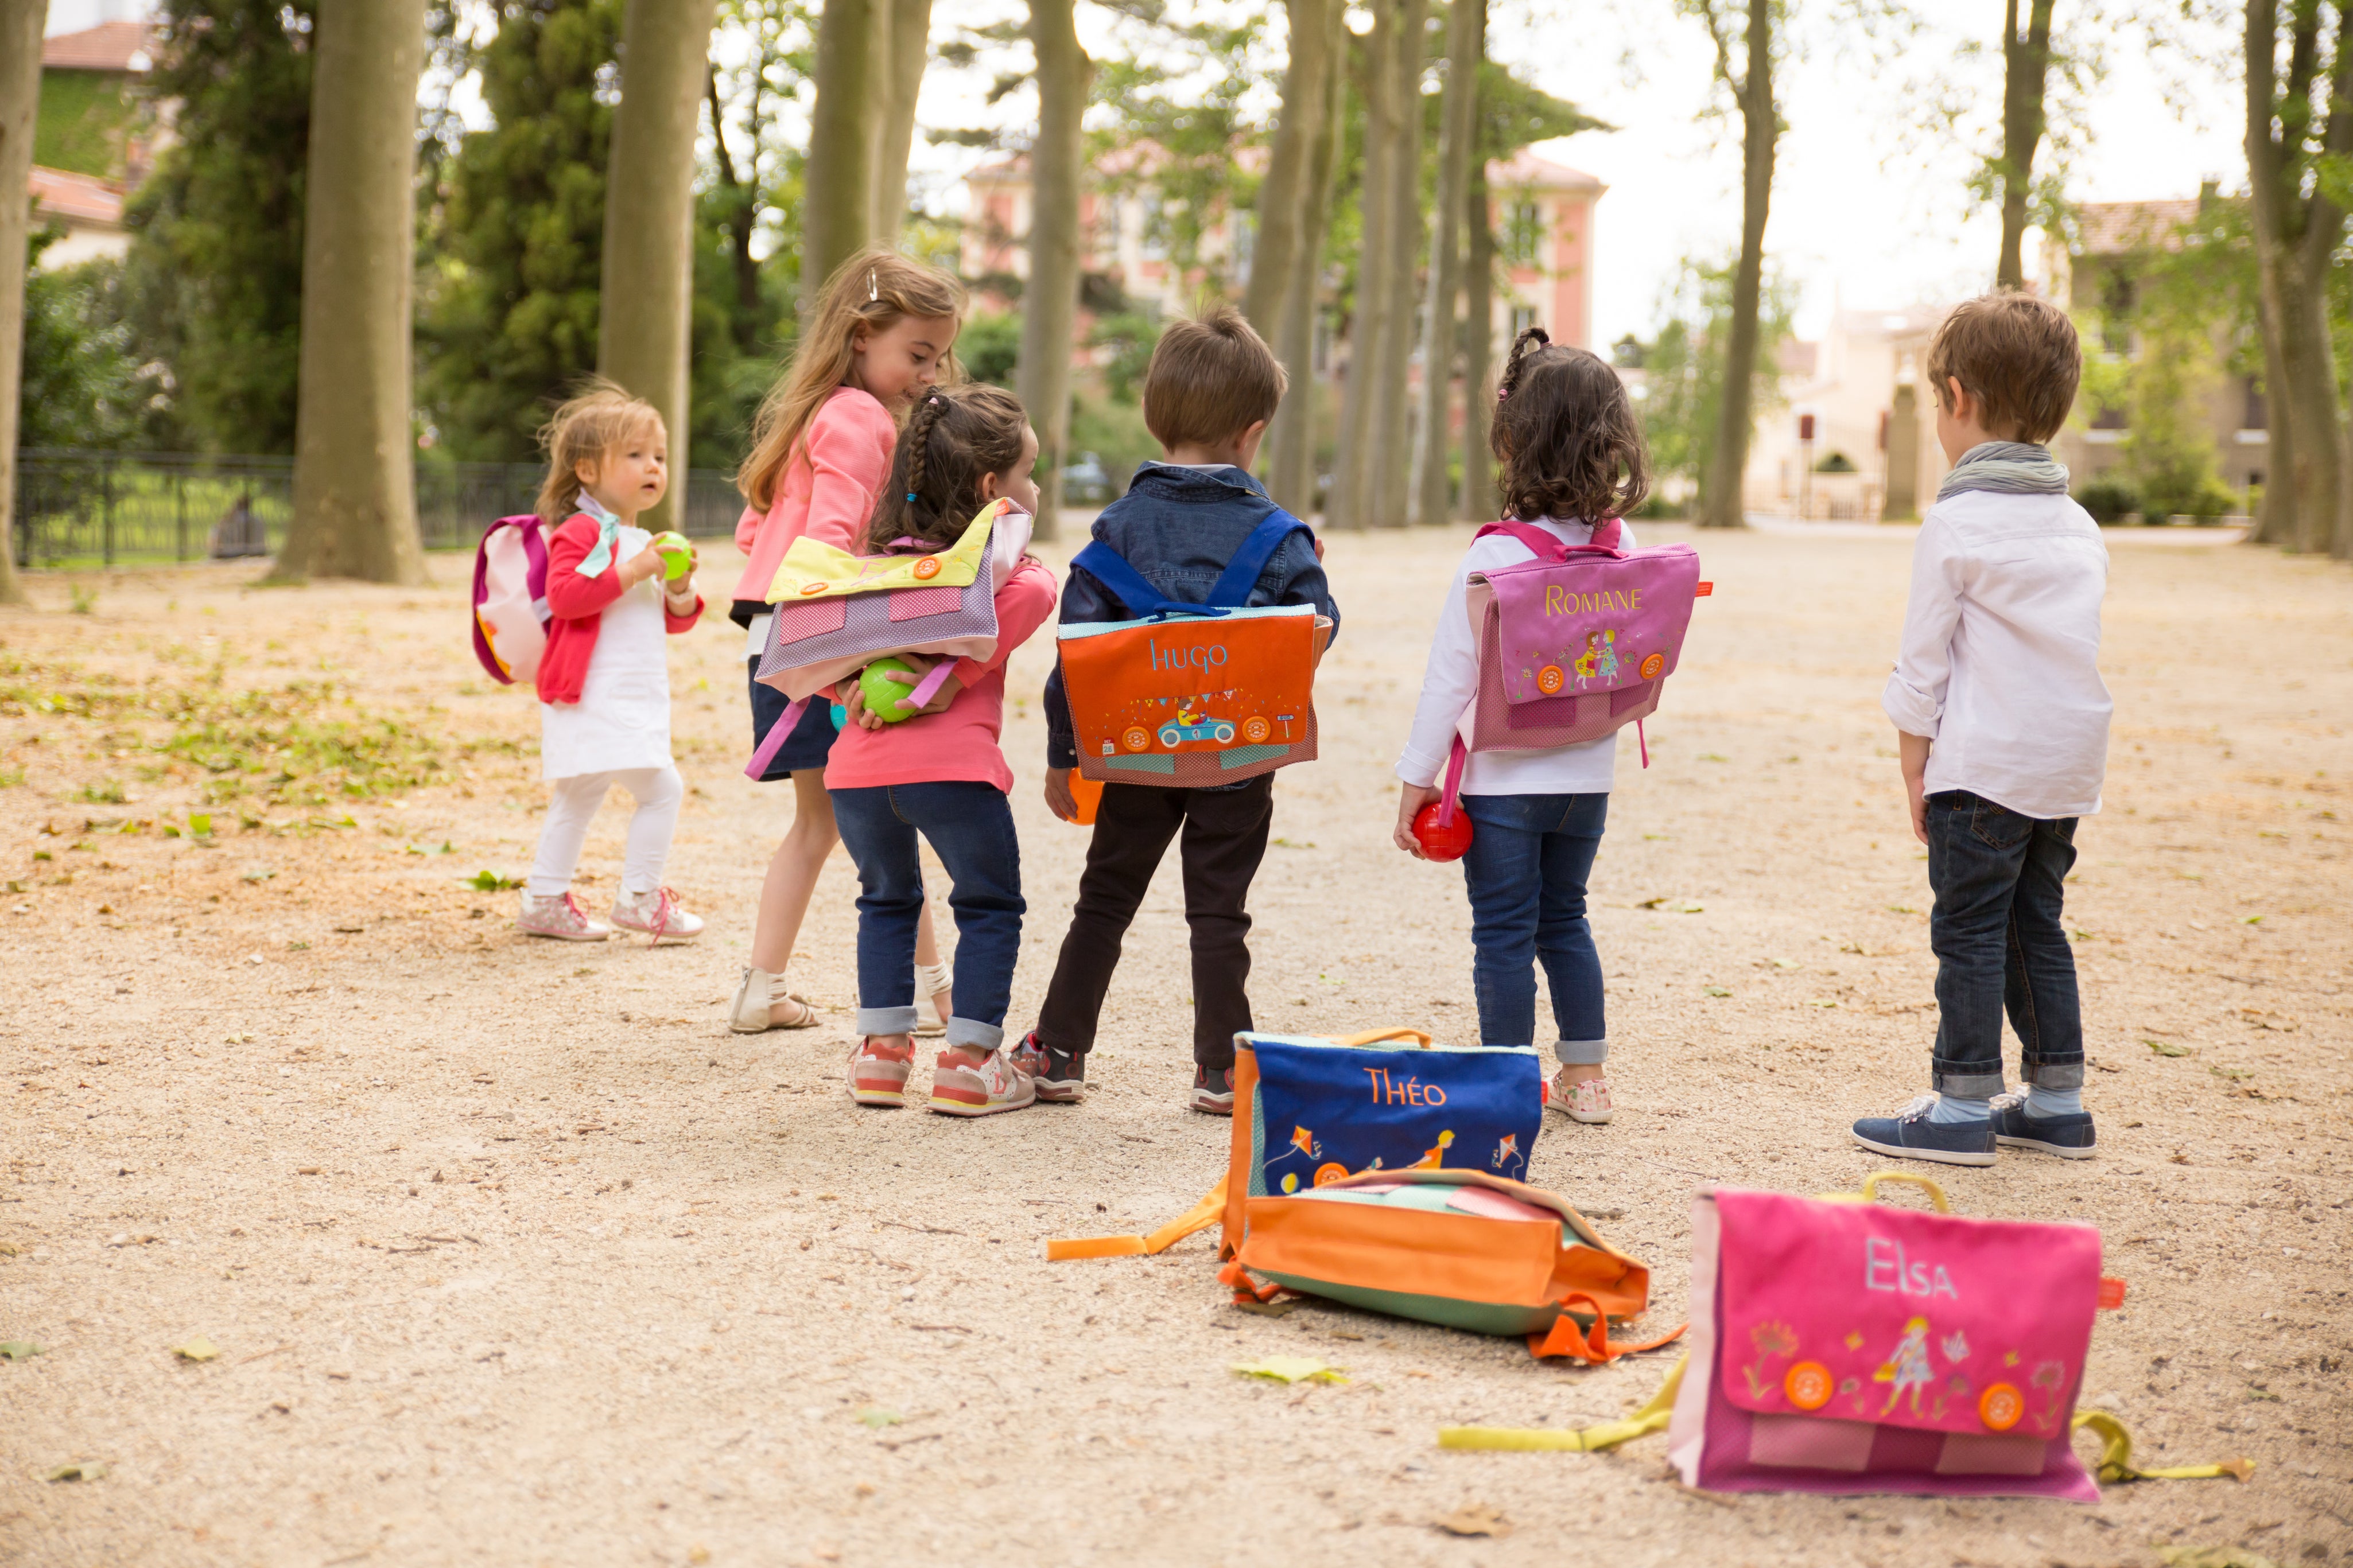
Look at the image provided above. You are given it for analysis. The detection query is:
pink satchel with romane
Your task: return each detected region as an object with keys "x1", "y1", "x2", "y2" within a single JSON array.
[
  {"x1": 1667, "y1": 1182, "x2": 2106, "y2": 1500},
  {"x1": 1465, "y1": 518, "x2": 1708, "y2": 754}
]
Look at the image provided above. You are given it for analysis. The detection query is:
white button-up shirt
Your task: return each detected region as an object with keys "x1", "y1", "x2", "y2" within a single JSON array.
[{"x1": 1881, "y1": 489, "x2": 2112, "y2": 820}]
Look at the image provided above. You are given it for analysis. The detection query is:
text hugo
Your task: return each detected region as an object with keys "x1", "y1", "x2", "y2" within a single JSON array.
[
  {"x1": 1542, "y1": 586, "x2": 1643, "y2": 616},
  {"x1": 1148, "y1": 637, "x2": 1229, "y2": 673},
  {"x1": 1863, "y1": 1236, "x2": 1960, "y2": 1301},
  {"x1": 1362, "y1": 1068, "x2": 1448, "y2": 1106}
]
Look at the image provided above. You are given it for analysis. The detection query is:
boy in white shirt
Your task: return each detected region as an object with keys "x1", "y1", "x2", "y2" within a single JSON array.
[{"x1": 1853, "y1": 293, "x2": 2111, "y2": 1168}]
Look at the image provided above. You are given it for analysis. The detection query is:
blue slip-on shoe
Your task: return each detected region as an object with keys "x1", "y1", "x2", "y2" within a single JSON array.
[
  {"x1": 1851, "y1": 1094, "x2": 1998, "y2": 1168},
  {"x1": 1989, "y1": 1093, "x2": 2097, "y2": 1160}
]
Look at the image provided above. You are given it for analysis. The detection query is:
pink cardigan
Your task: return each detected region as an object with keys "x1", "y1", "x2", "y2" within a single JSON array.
[
  {"x1": 823, "y1": 558, "x2": 1060, "y2": 795},
  {"x1": 537, "y1": 514, "x2": 702, "y2": 706},
  {"x1": 730, "y1": 385, "x2": 897, "y2": 622}
]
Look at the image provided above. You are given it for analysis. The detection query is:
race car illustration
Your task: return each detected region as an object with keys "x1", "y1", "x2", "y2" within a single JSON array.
[{"x1": 1157, "y1": 707, "x2": 1237, "y2": 746}]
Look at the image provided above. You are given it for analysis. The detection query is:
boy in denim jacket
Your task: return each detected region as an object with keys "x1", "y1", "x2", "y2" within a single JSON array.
[
  {"x1": 1853, "y1": 292, "x2": 2111, "y2": 1168},
  {"x1": 1015, "y1": 306, "x2": 1340, "y2": 1114}
]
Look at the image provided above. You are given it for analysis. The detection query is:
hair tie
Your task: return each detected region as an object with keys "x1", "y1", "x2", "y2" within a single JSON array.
[
  {"x1": 1497, "y1": 388, "x2": 1511, "y2": 402},
  {"x1": 905, "y1": 491, "x2": 918, "y2": 502}
]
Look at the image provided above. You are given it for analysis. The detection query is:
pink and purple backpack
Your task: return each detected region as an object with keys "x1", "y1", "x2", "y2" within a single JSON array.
[{"x1": 469, "y1": 514, "x2": 553, "y2": 686}]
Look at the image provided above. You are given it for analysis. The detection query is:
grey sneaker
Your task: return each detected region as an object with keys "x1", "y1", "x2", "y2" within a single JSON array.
[
  {"x1": 1011, "y1": 1031, "x2": 1087, "y2": 1103},
  {"x1": 517, "y1": 890, "x2": 609, "y2": 941},
  {"x1": 1190, "y1": 1065, "x2": 1236, "y2": 1116},
  {"x1": 1851, "y1": 1094, "x2": 1997, "y2": 1168}
]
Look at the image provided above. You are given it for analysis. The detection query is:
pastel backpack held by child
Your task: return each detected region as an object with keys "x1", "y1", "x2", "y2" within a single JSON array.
[
  {"x1": 1047, "y1": 1028, "x2": 1678, "y2": 1363},
  {"x1": 1057, "y1": 509, "x2": 1333, "y2": 788},
  {"x1": 471, "y1": 513, "x2": 553, "y2": 685},
  {"x1": 744, "y1": 496, "x2": 1034, "y2": 777}
]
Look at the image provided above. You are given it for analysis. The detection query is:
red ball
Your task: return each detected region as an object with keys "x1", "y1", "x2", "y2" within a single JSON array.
[{"x1": 1413, "y1": 803, "x2": 1473, "y2": 862}]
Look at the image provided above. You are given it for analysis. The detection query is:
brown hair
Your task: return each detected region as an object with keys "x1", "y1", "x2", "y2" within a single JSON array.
[
  {"x1": 533, "y1": 379, "x2": 665, "y2": 528},
  {"x1": 735, "y1": 248, "x2": 966, "y2": 513},
  {"x1": 1924, "y1": 291, "x2": 2082, "y2": 443},
  {"x1": 1488, "y1": 328, "x2": 1650, "y2": 522},
  {"x1": 863, "y1": 383, "x2": 1032, "y2": 554},
  {"x1": 1140, "y1": 304, "x2": 1287, "y2": 450}
]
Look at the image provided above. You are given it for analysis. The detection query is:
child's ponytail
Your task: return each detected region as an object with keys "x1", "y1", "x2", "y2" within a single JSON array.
[
  {"x1": 1487, "y1": 329, "x2": 1651, "y2": 524},
  {"x1": 864, "y1": 383, "x2": 1030, "y2": 554}
]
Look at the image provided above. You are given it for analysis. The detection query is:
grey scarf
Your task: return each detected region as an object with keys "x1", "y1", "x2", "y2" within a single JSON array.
[{"x1": 1937, "y1": 440, "x2": 2069, "y2": 501}]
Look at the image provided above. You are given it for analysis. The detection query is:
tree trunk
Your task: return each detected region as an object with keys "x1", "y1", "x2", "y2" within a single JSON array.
[
  {"x1": 1269, "y1": 13, "x2": 1346, "y2": 516},
  {"x1": 707, "y1": 65, "x2": 763, "y2": 349},
  {"x1": 1700, "y1": 0, "x2": 1775, "y2": 531},
  {"x1": 2250, "y1": 304, "x2": 2294, "y2": 545},
  {"x1": 1409, "y1": 0, "x2": 1481, "y2": 526},
  {"x1": 1328, "y1": 0, "x2": 1399, "y2": 532},
  {"x1": 804, "y1": 0, "x2": 879, "y2": 309},
  {"x1": 1457, "y1": 155, "x2": 1496, "y2": 520},
  {"x1": 2244, "y1": 0, "x2": 2352, "y2": 557},
  {"x1": 0, "y1": 0, "x2": 44, "y2": 604},
  {"x1": 1994, "y1": 0, "x2": 2053, "y2": 291},
  {"x1": 871, "y1": 0, "x2": 932, "y2": 244},
  {"x1": 599, "y1": 0, "x2": 718, "y2": 536},
  {"x1": 1368, "y1": 0, "x2": 1426, "y2": 528},
  {"x1": 1241, "y1": 0, "x2": 1333, "y2": 340},
  {"x1": 277, "y1": 0, "x2": 430, "y2": 585},
  {"x1": 1018, "y1": 0, "x2": 1090, "y2": 543}
]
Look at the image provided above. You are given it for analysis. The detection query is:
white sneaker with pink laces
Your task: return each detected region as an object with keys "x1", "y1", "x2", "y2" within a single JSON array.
[
  {"x1": 517, "y1": 890, "x2": 611, "y2": 941},
  {"x1": 610, "y1": 887, "x2": 704, "y2": 944}
]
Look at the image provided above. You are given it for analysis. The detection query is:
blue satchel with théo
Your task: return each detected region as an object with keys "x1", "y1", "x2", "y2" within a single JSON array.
[{"x1": 1055, "y1": 509, "x2": 1333, "y2": 788}]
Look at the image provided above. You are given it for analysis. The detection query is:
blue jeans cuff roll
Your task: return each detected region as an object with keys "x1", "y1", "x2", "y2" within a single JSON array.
[
  {"x1": 856, "y1": 1005, "x2": 921, "y2": 1037},
  {"x1": 945, "y1": 1017, "x2": 1006, "y2": 1052}
]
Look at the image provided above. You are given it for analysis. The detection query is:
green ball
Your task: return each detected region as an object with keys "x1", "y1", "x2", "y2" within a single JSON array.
[
  {"x1": 649, "y1": 530, "x2": 692, "y2": 580},
  {"x1": 859, "y1": 657, "x2": 921, "y2": 722}
]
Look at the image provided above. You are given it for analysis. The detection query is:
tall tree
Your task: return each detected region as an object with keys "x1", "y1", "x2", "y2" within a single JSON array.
[
  {"x1": 119, "y1": 0, "x2": 314, "y2": 454},
  {"x1": 802, "y1": 0, "x2": 878, "y2": 308},
  {"x1": 1457, "y1": 152, "x2": 1496, "y2": 520},
  {"x1": 2246, "y1": 0, "x2": 2351, "y2": 558},
  {"x1": 1240, "y1": 0, "x2": 1335, "y2": 340},
  {"x1": 277, "y1": 0, "x2": 429, "y2": 585},
  {"x1": 1410, "y1": 0, "x2": 1482, "y2": 527},
  {"x1": 1689, "y1": 0, "x2": 1778, "y2": 530},
  {"x1": 600, "y1": 0, "x2": 719, "y2": 533},
  {"x1": 1019, "y1": 0, "x2": 1090, "y2": 542},
  {"x1": 1366, "y1": 0, "x2": 1427, "y2": 527},
  {"x1": 1329, "y1": 0, "x2": 1401, "y2": 531},
  {"x1": 0, "y1": 0, "x2": 41, "y2": 603},
  {"x1": 418, "y1": 0, "x2": 620, "y2": 462},
  {"x1": 1269, "y1": 11, "x2": 1347, "y2": 516},
  {"x1": 1993, "y1": 0, "x2": 2055, "y2": 290},
  {"x1": 871, "y1": 0, "x2": 932, "y2": 243}
]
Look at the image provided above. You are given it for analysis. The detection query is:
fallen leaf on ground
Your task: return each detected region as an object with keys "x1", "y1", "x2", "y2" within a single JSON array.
[
  {"x1": 2144, "y1": 1039, "x2": 2191, "y2": 1056},
  {"x1": 1232, "y1": 1356, "x2": 1347, "y2": 1384},
  {"x1": 1704, "y1": 986, "x2": 1731, "y2": 998},
  {"x1": 1432, "y1": 1503, "x2": 1512, "y2": 1538},
  {"x1": 1, "y1": 1340, "x2": 46, "y2": 1359},
  {"x1": 856, "y1": 1407, "x2": 903, "y2": 1429},
  {"x1": 172, "y1": 1337, "x2": 220, "y2": 1362},
  {"x1": 46, "y1": 1461, "x2": 106, "y2": 1482}
]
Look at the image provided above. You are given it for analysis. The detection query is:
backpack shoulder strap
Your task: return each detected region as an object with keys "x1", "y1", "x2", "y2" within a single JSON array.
[
  {"x1": 1473, "y1": 520, "x2": 1571, "y2": 559},
  {"x1": 1206, "y1": 507, "x2": 1313, "y2": 608},
  {"x1": 1071, "y1": 539, "x2": 1204, "y2": 620}
]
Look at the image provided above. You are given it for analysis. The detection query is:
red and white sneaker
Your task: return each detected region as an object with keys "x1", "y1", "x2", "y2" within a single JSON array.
[
  {"x1": 517, "y1": 891, "x2": 610, "y2": 941},
  {"x1": 1544, "y1": 1068, "x2": 1614, "y2": 1124},
  {"x1": 928, "y1": 1045, "x2": 1036, "y2": 1118},
  {"x1": 846, "y1": 1037, "x2": 916, "y2": 1107},
  {"x1": 610, "y1": 887, "x2": 704, "y2": 944}
]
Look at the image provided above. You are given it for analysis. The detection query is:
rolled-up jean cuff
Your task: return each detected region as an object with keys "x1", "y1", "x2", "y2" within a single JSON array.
[
  {"x1": 2022, "y1": 1060, "x2": 2084, "y2": 1092},
  {"x1": 945, "y1": 1017, "x2": 1005, "y2": 1052},
  {"x1": 857, "y1": 1005, "x2": 921, "y2": 1037},
  {"x1": 1555, "y1": 1037, "x2": 1609, "y2": 1067},
  {"x1": 1932, "y1": 1064, "x2": 2010, "y2": 1100}
]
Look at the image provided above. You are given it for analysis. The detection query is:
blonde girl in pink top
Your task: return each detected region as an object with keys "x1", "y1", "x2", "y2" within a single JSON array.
[{"x1": 726, "y1": 250, "x2": 966, "y2": 1036}]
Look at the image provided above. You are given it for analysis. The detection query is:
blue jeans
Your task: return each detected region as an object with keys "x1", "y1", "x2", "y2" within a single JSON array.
[
  {"x1": 1458, "y1": 792, "x2": 1609, "y2": 1062},
  {"x1": 830, "y1": 783, "x2": 1025, "y2": 1051},
  {"x1": 1925, "y1": 791, "x2": 2083, "y2": 1099}
]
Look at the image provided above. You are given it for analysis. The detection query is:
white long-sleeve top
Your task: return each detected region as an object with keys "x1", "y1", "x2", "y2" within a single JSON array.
[
  {"x1": 1396, "y1": 518, "x2": 1632, "y2": 796},
  {"x1": 1881, "y1": 489, "x2": 2112, "y2": 820}
]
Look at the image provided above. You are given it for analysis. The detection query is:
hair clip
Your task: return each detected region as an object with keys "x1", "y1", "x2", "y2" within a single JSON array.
[{"x1": 867, "y1": 270, "x2": 879, "y2": 302}]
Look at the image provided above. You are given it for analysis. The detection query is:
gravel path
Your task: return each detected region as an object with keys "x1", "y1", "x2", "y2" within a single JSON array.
[{"x1": 2, "y1": 524, "x2": 2347, "y2": 1568}]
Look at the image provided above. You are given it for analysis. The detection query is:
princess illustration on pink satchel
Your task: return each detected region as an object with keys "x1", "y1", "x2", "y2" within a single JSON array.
[{"x1": 1874, "y1": 1315, "x2": 1937, "y2": 1417}]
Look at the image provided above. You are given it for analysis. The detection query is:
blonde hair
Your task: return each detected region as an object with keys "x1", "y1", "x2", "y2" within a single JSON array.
[
  {"x1": 534, "y1": 380, "x2": 665, "y2": 527},
  {"x1": 736, "y1": 249, "x2": 967, "y2": 513}
]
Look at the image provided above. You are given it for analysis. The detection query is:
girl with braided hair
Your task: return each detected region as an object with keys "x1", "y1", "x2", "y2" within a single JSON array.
[
  {"x1": 727, "y1": 250, "x2": 965, "y2": 1037},
  {"x1": 828, "y1": 384, "x2": 1061, "y2": 1115},
  {"x1": 1392, "y1": 325, "x2": 1652, "y2": 1129}
]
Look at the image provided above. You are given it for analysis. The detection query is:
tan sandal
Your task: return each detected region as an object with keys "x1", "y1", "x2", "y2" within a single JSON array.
[{"x1": 729, "y1": 967, "x2": 824, "y2": 1033}]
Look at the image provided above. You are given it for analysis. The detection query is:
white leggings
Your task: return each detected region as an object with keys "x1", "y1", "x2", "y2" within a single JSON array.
[{"x1": 527, "y1": 765, "x2": 684, "y2": 899}]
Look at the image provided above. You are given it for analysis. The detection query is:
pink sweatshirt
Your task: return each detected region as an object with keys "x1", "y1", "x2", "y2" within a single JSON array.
[
  {"x1": 823, "y1": 557, "x2": 1060, "y2": 795},
  {"x1": 730, "y1": 386, "x2": 897, "y2": 620}
]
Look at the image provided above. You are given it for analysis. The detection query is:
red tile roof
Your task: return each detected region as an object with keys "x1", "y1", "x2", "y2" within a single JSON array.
[
  {"x1": 2074, "y1": 200, "x2": 2201, "y2": 256},
  {"x1": 40, "y1": 22, "x2": 153, "y2": 72},
  {"x1": 29, "y1": 165, "x2": 126, "y2": 226}
]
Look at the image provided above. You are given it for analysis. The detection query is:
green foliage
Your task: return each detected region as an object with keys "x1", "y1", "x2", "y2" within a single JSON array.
[
  {"x1": 33, "y1": 68, "x2": 137, "y2": 179},
  {"x1": 16, "y1": 231, "x2": 139, "y2": 450},
  {"x1": 1087, "y1": 310, "x2": 1164, "y2": 404},
  {"x1": 959, "y1": 311, "x2": 1023, "y2": 388},
  {"x1": 2073, "y1": 476, "x2": 2138, "y2": 524},
  {"x1": 1628, "y1": 256, "x2": 1797, "y2": 499},
  {"x1": 1067, "y1": 392, "x2": 1159, "y2": 495},
  {"x1": 118, "y1": 0, "x2": 315, "y2": 454},
  {"x1": 417, "y1": 0, "x2": 622, "y2": 462}
]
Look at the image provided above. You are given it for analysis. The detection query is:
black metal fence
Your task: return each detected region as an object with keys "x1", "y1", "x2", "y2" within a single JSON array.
[{"x1": 10, "y1": 449, "x2": 748, "y2": 569}]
